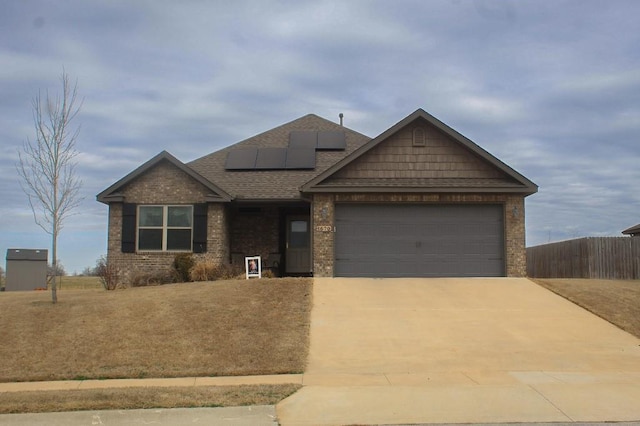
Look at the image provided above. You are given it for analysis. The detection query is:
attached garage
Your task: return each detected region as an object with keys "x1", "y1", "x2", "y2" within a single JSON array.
[{"x1": 334, "y1": 204, "x2": 505, "y2": 277}]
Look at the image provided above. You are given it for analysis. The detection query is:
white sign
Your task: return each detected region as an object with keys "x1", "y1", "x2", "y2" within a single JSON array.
[{"x1": 245, "y1": 256, "x2": 261, "y2": 279}]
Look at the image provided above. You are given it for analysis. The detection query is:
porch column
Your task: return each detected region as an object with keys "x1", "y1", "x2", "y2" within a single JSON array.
[
  {"x1": 505, "y1": 196, "x2": 526, "y2": 277},
  {"x1": 312, "y1": 194, "x2": 335, "y2": 277}
]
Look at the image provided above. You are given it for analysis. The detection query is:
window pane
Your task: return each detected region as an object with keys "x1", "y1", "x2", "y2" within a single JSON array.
[
  {"x1": 139, "y1": 206, "x2": 163, "y2": 227},
  {"x1": 291, "y1": 220, "x2": 307, "y2": 233},
  {"x1": 139, "y1": 229, "x2": 163, "y2": 250},
  {"x1": 167, "y1": 229, "x2": 192, "y2": 250},
  {"x1": 168, "y1": 206, "x2": 193, "y2": 227},
  {"x1": 289, "y1": 220, "x2": 309, "y2": 248}
]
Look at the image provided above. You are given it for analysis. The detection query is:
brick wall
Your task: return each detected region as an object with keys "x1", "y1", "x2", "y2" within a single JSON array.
[
  {"x1": 312, "y1": 194, "x2": 335, "y2": 277},
  {"x1": 105, "y1": 160, "x2": 229, "y2": 284},
  {"x1": 311, "y1": 193, "x2": 527, "y2": 277},
  {"x1": 229, "y1": 206, "x2": 280, "y2": 261}
]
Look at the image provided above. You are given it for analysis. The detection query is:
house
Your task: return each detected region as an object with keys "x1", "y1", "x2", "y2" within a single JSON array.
[
  {"x1": 97, "y1": 109, "x2": 537, "y2": 281},
  {"x1": 622, "y1": 223, "x2": 640, "y2": 237}
]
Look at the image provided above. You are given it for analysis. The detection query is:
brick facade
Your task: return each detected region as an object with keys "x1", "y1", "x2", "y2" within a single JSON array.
[
  {"x1": 106, "y1": 161, "x2": 229, "y2": 284},
  {"x1": 229, "y1": 206, "x2": 280, "y2": 261},
  {"x1": 101, "y1": 111, "x2": 534, "y2": 281},
  {"x1": 311, "y1": 193, "x2": 527, "y2": 278}
]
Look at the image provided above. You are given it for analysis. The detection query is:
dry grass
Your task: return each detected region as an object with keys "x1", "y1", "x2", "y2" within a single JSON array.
[
  {"x1": 0, "y1": 278, "x2": 312, "y2": 382},
  {"x1": 0, "y1": 384, "x2": 301, "y2": 414},
  {"x1": 533, "y1": 278, "x2": 640, "y2": 338},
  {"x1": 55, "y1": 275, "x2": 103, "y2": 290}
]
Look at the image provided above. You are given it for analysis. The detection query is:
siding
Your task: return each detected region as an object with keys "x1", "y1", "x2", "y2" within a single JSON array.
[{"x1": 333, "y1": 120, "x2": 508, "y2": 180}]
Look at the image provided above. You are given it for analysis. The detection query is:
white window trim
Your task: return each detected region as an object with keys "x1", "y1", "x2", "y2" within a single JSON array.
[{"x1": 137, "y1": 205, "x2": 193, "y2": 252}]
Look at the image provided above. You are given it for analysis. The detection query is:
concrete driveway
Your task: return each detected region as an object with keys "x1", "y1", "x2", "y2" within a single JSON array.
[{"x1": 277, "y1": 278, "x2": 640, "y2": 425}]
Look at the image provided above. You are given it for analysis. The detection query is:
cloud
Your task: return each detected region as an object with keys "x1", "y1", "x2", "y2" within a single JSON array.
[{"x1": 1, "y1": 0, "x2": 639, "y2": 272}]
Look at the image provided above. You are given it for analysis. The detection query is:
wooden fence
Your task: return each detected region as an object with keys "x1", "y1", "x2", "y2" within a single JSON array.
[{"x1": 527, "y1": 237, "x2": 640, "y2": 279}]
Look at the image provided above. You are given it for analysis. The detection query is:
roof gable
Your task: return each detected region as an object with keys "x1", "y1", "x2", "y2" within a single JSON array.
[
  {"x1": 96, "y1": 151, "x2": 231, "y2": 203},
  {"x1": 622, "y1": 223, "x2": 640, "y2": 236},
  {"x1": 302, "y1": 109, "x2": 538, "y2": 195}
]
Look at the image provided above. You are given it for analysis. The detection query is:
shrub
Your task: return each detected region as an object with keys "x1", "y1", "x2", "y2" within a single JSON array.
[
  {"x1": 95, "y1": 256, "x2": 120, "y2": 290},
  {"x1": 130, "y1": 270, "x2": 178, "y2": 287},
  {"x1": 190, "y1": 261, "x2": 243, "y2": 281},
  {"x1": 173, "y1": 253, "x2": 194, "y2": 283}
]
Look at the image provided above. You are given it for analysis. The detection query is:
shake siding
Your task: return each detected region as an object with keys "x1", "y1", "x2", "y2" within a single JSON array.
[{"x1": 333, "y1": 122, "x2": 506, "y2": 180}]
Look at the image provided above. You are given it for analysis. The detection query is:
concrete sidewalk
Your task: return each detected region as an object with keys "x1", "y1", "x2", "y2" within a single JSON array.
[{"x1": 277, "y1": 278, "x2": 640, "y2": 425}]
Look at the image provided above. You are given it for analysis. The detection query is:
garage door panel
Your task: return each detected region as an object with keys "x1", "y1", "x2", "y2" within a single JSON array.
[{"x1": 334, "y1": 204, "x2": 505, "y2": 277}]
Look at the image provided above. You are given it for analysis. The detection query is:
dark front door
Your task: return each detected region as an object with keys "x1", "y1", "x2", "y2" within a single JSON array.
[{"x1": 286, "y1": 215, "x2": 311, "y2": 274}]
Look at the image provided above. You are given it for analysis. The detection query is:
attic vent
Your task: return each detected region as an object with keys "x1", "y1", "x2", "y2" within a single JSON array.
[
  {"x1": 289, "y1": 131, "x2": 346, "y2": 151},
  {"x1": 413, "y1": 127, "x2": 426, "y2": 146}
]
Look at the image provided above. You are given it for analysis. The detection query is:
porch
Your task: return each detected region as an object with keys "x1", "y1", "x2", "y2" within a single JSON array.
[{"x1": 228, "y1": 202, "x2": 312, "y2": 276}]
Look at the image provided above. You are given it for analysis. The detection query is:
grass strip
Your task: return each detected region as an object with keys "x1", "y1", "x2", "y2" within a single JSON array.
[{"x1": 0, "y1": 384, "x2": 301, "y2": 414}]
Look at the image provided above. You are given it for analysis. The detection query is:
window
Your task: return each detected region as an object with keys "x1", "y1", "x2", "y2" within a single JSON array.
[
  {"x1": 412, "y1": 127, "x2": 426, "y2": 146},
  {"x1": 138, "y1": 205, "x2": 193, "y2": 251}
]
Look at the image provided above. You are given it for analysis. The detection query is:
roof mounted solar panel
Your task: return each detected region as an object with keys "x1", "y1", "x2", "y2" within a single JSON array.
[
  {"x1": 317, "y1": 130, "x2": 346, "y2": 150},
  {"x1": 255, "y1": 148, "x2": 287, "y2": 169},
  {"x1": 225, "y1": 148, "x2": 258, "y2": 170},
  {"x1": 285, "y1": 148, "x2": 316, "y2": 169},
  {"x1": 289, "y1": 131, "x2": 317, "y2": 149}
]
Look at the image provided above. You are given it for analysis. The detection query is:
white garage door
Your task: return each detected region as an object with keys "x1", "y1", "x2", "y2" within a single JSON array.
[{"x1": 334, "y1": 204, "x2": 505, "y2": 277}]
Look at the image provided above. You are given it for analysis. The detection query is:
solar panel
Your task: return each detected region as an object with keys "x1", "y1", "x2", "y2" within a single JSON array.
[
  {"x1": 289, "y1": 131, "x2": 317, "y2": 149},
  {"x1": 225, "y1": 148, "x2": 258, "y2": 170},
  {"x1": 285, "y1": 148, "x2": 316, "y2": 169},
  {"x1": 317, "y1": 130, "x2": 346, "y2": 150},
  {"x1": 255, "y1": 148, "x2": 287, "y2": 169}
]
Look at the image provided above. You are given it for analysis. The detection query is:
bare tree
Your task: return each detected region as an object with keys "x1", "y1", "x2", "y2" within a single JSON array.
[{"x1": 17, "y1": 71, "x2": 83, "y2": 303}]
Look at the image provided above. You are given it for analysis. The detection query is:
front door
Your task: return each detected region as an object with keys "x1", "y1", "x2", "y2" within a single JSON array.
[{"x1": 286, "y1": 216, "x2": 311, "y2": 274}]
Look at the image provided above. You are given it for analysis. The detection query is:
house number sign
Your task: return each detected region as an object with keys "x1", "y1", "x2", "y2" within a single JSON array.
[{"x1": 315, "y1": 225, "x2": 334, "y2": 232}]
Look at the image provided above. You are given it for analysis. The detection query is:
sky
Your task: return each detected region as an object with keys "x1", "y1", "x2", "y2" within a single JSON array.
[{"x1": 1, "y1": 0, "x2": 639, "y2": 274}]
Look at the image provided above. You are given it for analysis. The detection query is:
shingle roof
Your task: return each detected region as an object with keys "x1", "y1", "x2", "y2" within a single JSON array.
[
  {"x1": 622, "y1": 223, "x2": 640, "y2": 236},
  {"x1": 188, "y1": 114, "x2": 370, "y2": 200},
  {"x1": 98, "y1": 110, "x2": 538, "y2": 204},
  {"x1": 97, "y1": 151, "x2": 232, "y2": 203}
]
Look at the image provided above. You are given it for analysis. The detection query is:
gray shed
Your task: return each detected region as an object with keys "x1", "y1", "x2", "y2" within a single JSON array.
[{"x1": 5, "y1": 249, "x2": 48, "y2": 291}]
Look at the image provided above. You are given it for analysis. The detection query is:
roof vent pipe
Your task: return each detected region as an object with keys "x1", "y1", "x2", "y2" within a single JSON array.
[{"x1": 339, "y1": 113, "x2": 344, "y2": 126}]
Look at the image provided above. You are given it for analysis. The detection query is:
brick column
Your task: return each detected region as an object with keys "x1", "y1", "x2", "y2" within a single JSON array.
[
  {"x1": 312, "y1": 194, "x2": 335, "y2": 277},
  {"x1": 505, "y1": 196, "x2": 526, "y2": 276}
]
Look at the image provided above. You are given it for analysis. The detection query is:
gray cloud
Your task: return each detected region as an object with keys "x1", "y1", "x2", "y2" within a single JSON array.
[{"x1": 1, "y1": 0, "x2": 639, "y2": 272}]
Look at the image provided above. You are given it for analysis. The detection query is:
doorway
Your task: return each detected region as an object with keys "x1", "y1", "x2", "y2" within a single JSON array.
[{"x1": 286, "y1": 215, "x2": 311, "y2": 274}]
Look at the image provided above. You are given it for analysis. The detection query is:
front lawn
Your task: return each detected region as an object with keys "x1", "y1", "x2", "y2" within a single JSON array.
[
  {"x1": 533, "y1": 278, "x2": 640, "y2": 338},
  {"x1": 0, "y1": 278, "x2": 313, "y2": 382}
]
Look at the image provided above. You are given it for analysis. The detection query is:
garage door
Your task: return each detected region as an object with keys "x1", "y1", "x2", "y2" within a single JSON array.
[{"x1": 334, "y1": 204, "x2": 504, "y2": 277}]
